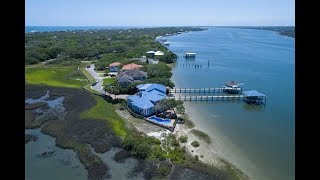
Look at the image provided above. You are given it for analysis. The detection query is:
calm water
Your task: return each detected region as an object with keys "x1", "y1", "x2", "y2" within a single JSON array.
[
  {"x1": 25, "y1": 129, "x2": 88, "y2": 180},
  {"x1": 166, "y1": 27, "x2": 294, "y2": 180}
]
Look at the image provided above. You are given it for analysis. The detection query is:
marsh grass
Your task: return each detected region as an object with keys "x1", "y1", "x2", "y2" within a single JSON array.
[{"x1": 191, "y1": 129, "x2": 212, "y2": 144}]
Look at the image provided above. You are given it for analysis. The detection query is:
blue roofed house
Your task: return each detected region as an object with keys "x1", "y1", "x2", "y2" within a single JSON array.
[{"x1": 127, "y1": 83, "x2": 167, "y2": 116}]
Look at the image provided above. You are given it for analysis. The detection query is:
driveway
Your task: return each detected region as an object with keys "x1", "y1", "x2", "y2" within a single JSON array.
[{"x1": 85, "y1": 64, "x2": 105, "y2": 94}]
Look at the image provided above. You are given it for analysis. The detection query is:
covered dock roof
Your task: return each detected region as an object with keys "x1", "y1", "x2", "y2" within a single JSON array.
[{"x1": 243, "y1": 90, "x2": 266, "y2": 97}]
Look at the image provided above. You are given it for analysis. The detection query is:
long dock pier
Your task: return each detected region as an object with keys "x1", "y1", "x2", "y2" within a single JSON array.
[
  {"x1": 169, "y1": 88, "x2": 224, "y2": 94},
  {"x1": 169, "y1": 95, "x2": 244, "y2": 101}
]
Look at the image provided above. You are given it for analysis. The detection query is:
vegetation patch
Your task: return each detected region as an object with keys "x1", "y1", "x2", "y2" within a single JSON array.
[
  {"x1": 25, "y1": 65, "x2": 87, "y2": 88},
  {"x1": 80, "y1": 95, "x2": 127, "y2": 137},
  {"x1": 103, "y1": 77, "x2": 116, "y2": 86},
  {"x1": 178, "y1": 135, "x2": 188, "y2": 143},
  {"x1": 80, "y1": 67, "x2": 96, "y2": 84},
  {"x1": 182, "y1": 114, "x2": 195, "y2": 128},
  {"x1": 25, "y1": 134, "x2": 38, "y2": 144},
  {"x1": 191, "y1": 141, "x2": 200, "y2": 147},
  {"x1": 191, "y1": 129, "x2": 212, "y2": 144}
]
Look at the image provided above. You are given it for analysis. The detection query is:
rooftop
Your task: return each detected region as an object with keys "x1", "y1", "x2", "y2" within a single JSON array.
[
  {"x1": 243, "y1": 90, "x2": 266, "y2": 97},
  {"x1": 109, "y1": 62, "x2": 121, "y2": 66},
  {"x1": 137, "y1": 83, "x2": 166, "y2": 93},
  {"x1": 122, "y1": 63, "x2": 143, "y2": 70}
]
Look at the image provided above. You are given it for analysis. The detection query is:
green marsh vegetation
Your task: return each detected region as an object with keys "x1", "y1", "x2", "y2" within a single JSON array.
[
  {"x1": 25, "y1": 64, "x2": 88, "y2": 89},
  {"x1": 191, "y1": 129, "x2": 212, "y2": 144}
]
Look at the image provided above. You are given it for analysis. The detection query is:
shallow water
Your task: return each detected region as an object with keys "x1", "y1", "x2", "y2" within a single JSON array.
[
  {"x1": 91, "y1": 147, "x2": 144, "y2": 180},
  {"x1": 25, "y1": 91, "x2": 143, "y2": 179},
  {"x1": 166, "y1": 27, "x2": 295, "y2": 180},
  {"x1": 25, "y1": 90, "x2": 64, "y2": 108},
  {"x1": 25, "y1": 129, "x2": 88, "y2": 180}
]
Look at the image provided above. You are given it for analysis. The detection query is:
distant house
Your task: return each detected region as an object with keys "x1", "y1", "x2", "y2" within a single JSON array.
[
  {"x1": 122, "y1": 63, "x2": 143, "y2": 71},
  {"x1": 109, "y1": 62, "x2": 121, "y2": 72},
  {"x1": 146, "y1": 51, "x2": 155, "y2": 56},
  {"x1": 117, "y1": 70, "x2": 147, "y2": 87},
  {"x1": 154, "y1": 51, "x2": 164, "y2": 56},
  {"x1": 127, "y1": 83, "x2": 167, "y2": 116}
]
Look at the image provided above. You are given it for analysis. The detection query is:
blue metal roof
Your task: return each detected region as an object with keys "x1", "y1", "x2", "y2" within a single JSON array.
[
  {"x1": 243, "y1": 90, "x2": 266, "y2": 97},
  {"x1": 132, "y1": 99, "x2": 155, "y2": 109},
  {"x1": 137, "y1": 83, "x2": 166, "y2": 93},
  {"x1": 144, "y1": 89, "x2": 166, "y2": 102},
  {"x1": 128, "y1": 84, "x2": 167, "y2": 109}
]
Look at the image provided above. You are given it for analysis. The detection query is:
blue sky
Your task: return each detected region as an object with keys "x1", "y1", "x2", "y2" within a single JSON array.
[{"x1": 26, "y1": 0, "x2": 295, "y2": 26}]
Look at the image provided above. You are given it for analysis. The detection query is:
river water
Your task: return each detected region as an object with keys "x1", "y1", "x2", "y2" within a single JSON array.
[{"x1": 166, "y1": 27, "x2": 294, "y2": 180}]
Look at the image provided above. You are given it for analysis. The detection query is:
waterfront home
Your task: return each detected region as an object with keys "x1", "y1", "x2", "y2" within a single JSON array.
[
  {"x1": 154, "y1": 51, "x2": 164, "y2": 56},
  {"x1": 109, "y1": 62, "x2": 121, "y2": 72},
  {"x1": 146, "y1": 50, "x2": 156, "y2": 56},
  {"x1": 117, "y1": 70, "x2": 147, "y2": 87},
  {"x1": 127, "y1": 83, "x2": 167, "y2": 116},
  {"x1": 131, "y1": 57, "x2": 159, "y2": 64},
  {"x1": 122, "y1": 63, "x2": 143, "y2": 71}
]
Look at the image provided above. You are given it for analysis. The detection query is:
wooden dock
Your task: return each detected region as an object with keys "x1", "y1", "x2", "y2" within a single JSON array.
[
  {"x1": 169, "y1": 95, "x2": 244, "y2": 101},
  {"x1": 169, "y1": 88, "x2": 224, "y2": 93}
]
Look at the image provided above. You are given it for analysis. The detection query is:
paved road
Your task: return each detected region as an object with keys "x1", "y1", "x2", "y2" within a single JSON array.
[
  {"x1": 85, "y1": 64, "x2": 105, "y2": 94},
  {"x1": 85, "y1": 64, "x2": 129, "y2": 99}
]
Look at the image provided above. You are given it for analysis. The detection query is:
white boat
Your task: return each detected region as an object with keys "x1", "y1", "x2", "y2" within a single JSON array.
[
  {"x1": 221, "y1": 81, "x2": 243, "y2": 94},
  {"x1": 163, "y1": 42, "x2": 170, "y2": 45},
  {"x1": 184, "y1": 52, "x2": 196, "y2": 58}
]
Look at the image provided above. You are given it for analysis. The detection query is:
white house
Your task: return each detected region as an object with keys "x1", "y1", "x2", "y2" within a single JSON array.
[{"x1": 154, "y1": 51, "x2": 164, "y2": 56}]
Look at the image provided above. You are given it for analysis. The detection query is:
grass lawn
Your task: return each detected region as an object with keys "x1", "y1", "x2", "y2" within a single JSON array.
[
  {"x1": 83, "y1": 84, "x2": 101, "y2": 95},
  {"x1": 25, "y1": 65, "x2": 88, "y2": 89},
  {"x1": 80, "y1": 95, "x2": 127, "y2": 138},
  {"x1": 80, "y1": 67, "x2": 96, "y2": 84},
  {"x1": 103, "y1": 77, "x2": 116, "y2": 86}
]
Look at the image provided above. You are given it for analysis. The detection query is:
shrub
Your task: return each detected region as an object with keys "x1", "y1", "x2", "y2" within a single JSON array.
[
  {"x1": 191, "y1": 129, "x2": 212, "y2": 144},
  {"x1": 178, "y1": 136, "x2": 188, "y2": 143},
  {"x1": 191, "y1": 141, "x2": 200, "y2": 147},
  {"x1": 195, "y1": 155, "x2": 199, "y2": 161}
]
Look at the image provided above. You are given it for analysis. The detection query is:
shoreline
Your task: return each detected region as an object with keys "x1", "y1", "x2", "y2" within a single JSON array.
[
  {"x1": 164, "y1": 31, "x2": 249, "y2": 178},
  {"x1": 181, "y1": 102, "x2": 257, "y2": 180}
]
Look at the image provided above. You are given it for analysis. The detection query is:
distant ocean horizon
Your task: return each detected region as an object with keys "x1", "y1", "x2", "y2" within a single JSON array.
[
  {"x1": 25, "y1": 26, "x2": 146, "y2": 33},
  {"x1": 25, "y1": 26, "x2": 294, "y2": 33}
]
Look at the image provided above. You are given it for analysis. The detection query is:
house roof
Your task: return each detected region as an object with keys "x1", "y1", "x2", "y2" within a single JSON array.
[
  {"x1": 122, "y1": 63, "x2": 143, "y2": 70},
  {"x1": 117, "y1": 70, "x2": 147, "y2": 80},
  {"x1": 128, "y1": 83, "x2": 167, "y2": 110},
  {"x1": 243, "y1": 90, "x2": 266, "y2": 97},
  {"x1": 131, "y1": 98, "x2": 155, "y2": 109},
  {"x1": 154, "y1": 51, "x2": 164, "y2": 55},
  {"x1": 137, "y1": 83, "x2": 166, "y2": 93},
  {"x1": 144, "y1": 89, "x2": 167, "y2": 102},
  {"x1": 109, "y1": 62, "x2": 121, "y2": 67},
  {"x1": 118, "y1": 74, "x2": 134, "y2": 83}
]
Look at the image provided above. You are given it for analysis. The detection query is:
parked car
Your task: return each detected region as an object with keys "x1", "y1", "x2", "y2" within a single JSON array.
[
  {"x1": 86, "y1": 65, "x2": 91, "y2": 68},
  {"x1": 92, "y1": 80, "x2": 99, "y2": 86}
]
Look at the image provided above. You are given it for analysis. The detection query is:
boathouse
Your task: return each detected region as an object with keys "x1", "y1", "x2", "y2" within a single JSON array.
[{"x1": 243, "y1": 90, "x2": 266, "y2": 104}]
